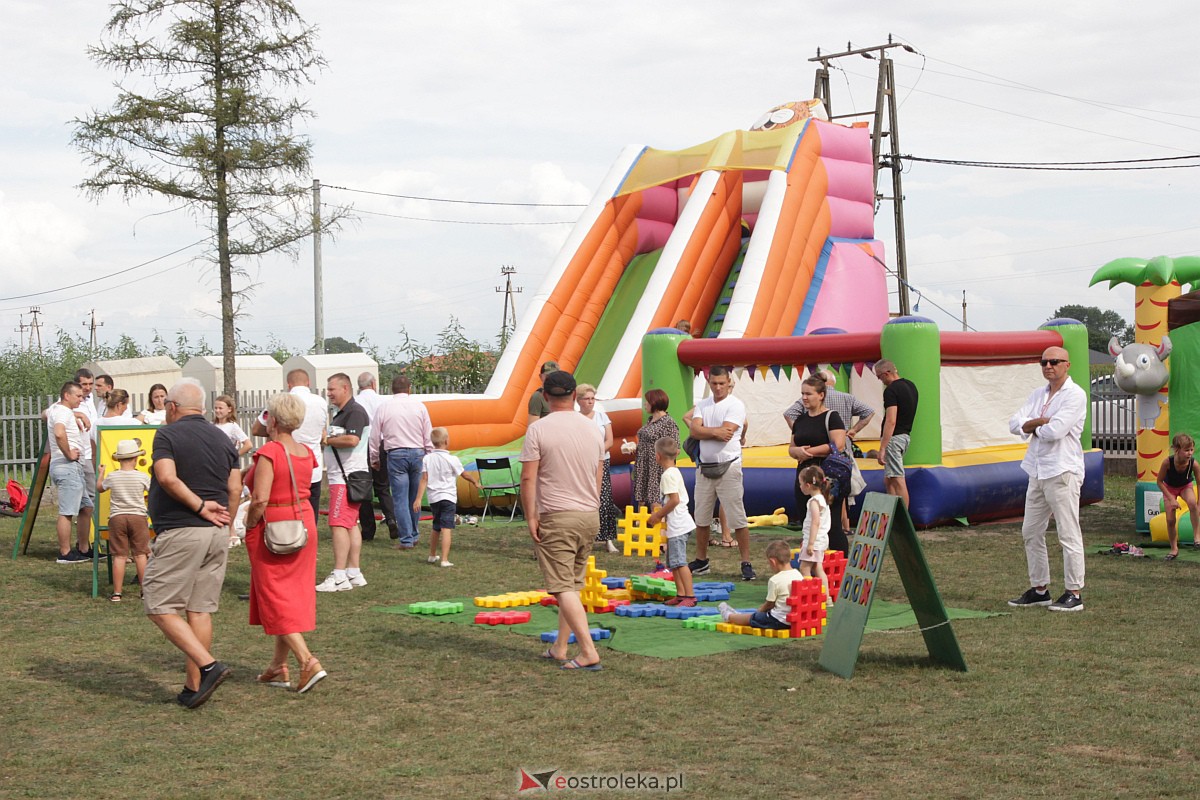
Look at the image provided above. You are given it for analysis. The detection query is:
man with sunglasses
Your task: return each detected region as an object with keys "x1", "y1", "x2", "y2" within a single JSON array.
[{"x1": 1008, "y1": 346, "x2": 1087, "y2": 612}]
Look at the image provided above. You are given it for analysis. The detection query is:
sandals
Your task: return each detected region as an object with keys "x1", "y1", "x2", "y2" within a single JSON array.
[
  {"x1": 708, "y1": 539, "x2": 736, "y2": 548},
  {"x1": 109, "y1": 592, "x2": 122, "y2": 602},
  {"x1": 539, "y1": 648, "x2": 569, "y2": 662},
  {"x1": 560, "y1": 658, "x2": 602, "y2": 671},
  {"x1": 256, "y1": 664, "x2": 292, "y2": 689},
  {"x1": 1164, "y1": 553, "x2": 1179, "y2": 561}
]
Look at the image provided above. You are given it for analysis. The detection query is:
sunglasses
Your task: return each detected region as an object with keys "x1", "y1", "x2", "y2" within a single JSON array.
[{"x1": 1039, "y1": 359, "x2": 1067, "y2": 367}]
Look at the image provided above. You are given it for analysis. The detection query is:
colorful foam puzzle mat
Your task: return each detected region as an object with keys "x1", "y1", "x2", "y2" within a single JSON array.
[{"x1": 379, "y1": 585, "x2": 1001, "y2": 660}]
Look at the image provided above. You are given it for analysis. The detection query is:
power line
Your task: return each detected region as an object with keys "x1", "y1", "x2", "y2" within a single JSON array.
[
  {"x1": 343, "y1": 204, "x2": 576, "y2": 226},
  {"x1": 898, "y1": 154, "x2": 1200, "y2": 171},
  {"x1": 322, "y1": 184, "x2": 587, "y2": 208},
  {"x1": 0, "y1": 237, "x2": 210, "y2": 303}
]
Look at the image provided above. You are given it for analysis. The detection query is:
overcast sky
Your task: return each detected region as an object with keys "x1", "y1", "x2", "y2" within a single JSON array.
[{"x1": 3, "y1": 1, "x2": 1198, "y2": 357}]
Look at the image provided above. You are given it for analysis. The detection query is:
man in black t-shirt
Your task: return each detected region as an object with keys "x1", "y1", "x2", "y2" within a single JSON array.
[
  {"x1": 144, "y1": 379, "x2": 241, "y2": 709},
  {"x1": 873, "y1": 360, "x2": 918, "y2": 509},
  {"x1": 317, "y1": 373, "x2": 373, "y2": 593}
]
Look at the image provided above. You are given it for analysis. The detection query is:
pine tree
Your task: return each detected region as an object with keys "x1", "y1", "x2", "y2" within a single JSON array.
[{"x1": 72, "y1": 0, "x2": 348, "y2": 394}]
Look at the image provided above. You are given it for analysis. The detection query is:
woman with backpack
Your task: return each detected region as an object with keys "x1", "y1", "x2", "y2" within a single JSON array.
[{"x1": 787, "y1": 374, "x2": 850, "y2": 554}]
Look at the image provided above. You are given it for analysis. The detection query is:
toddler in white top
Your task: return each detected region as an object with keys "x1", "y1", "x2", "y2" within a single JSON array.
[
  {"x1": 414, "y1": 427, "x2": 481, "y2": 567},
  {"x1": 798, "y1": 465, "x2": 831, "y2": 599},
  {"x1": 647, "y1": 437, "x2": 695, "y2": 607}
]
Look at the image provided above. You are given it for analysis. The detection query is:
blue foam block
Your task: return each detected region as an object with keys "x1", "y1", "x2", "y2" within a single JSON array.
[
  {"x1": 614, "y1": 603, "x2": 668, "y2": 618},
  {"x1": 600, "y1": 577, "x2": 628, "y2": 589},
  {"x1": 693, "y1": 581, "x2": 736, "y2": 592},
  {"x1": 664, "y1": 606, "x2": 721, "y2": 619},
  {"x1": 694, "y1": 589, "x2": 731, "y2": 602},
  {"x1": 539, "y1": 628, "x2": 613, "y2": 643}
]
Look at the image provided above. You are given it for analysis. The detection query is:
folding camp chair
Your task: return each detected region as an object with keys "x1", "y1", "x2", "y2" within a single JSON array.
[{"x1": 477, "y1": 457, "x2": 522, "y2": 522}]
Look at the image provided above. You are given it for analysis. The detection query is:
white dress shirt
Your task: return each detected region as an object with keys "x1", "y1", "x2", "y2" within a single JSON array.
[{"x1": 1009, "y1": 376, "x2": 1086, "y2": 480}]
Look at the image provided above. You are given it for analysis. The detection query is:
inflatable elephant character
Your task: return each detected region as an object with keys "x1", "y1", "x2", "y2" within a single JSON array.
[{"x1": 1108, "y1": 335, "x2": 1171, "y2": 428}]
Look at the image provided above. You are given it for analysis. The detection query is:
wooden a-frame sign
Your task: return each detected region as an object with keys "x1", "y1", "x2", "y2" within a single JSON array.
[{"x1": 818, "y1": 492, "x2": 967, "y2": 678}]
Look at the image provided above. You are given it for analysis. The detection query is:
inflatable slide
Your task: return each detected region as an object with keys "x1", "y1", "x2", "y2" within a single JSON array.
[{"x1": 424, "y1": 101, "x2": 890, "y2": 451}]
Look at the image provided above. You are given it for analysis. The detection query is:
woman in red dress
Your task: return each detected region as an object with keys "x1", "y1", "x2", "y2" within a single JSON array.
[{"x1": 243, "y1": 392, "x2": 327, "y2": 693}]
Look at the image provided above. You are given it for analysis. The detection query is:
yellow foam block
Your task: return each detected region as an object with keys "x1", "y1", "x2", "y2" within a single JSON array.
[{"x1": 616, "y1": 506, "x2": 663, "y2": 557}]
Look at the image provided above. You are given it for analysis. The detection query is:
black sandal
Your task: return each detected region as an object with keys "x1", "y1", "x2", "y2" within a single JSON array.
[{"x1": 109, "y1": 593, "x2": 122, "y2": 602}]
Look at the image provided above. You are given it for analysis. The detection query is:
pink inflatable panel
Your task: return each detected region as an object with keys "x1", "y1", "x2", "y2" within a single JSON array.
[{"x1": 804, "y1": 241, "x2": 889, "y2": 334}]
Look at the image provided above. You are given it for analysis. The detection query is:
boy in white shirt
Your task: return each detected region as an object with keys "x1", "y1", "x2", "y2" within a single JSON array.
[
  {"x1": 718, "y1": 540, "x2": 801, "y2": 631},
  {"x1": 647, "y1": 437, "x2": 695, "y2": 607},
  {"x1": 414, "y1": 428, "x2": 482, "y2": 568}
]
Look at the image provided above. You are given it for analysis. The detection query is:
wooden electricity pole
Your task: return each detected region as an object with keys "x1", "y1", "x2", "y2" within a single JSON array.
[{"x1": 811, "y1": 36, "x2": 915, "y2": 316}]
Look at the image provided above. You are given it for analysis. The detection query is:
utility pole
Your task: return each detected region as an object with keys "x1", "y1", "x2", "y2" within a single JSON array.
[
  {"x1": 961, "y1": 291, "x2": 968, "y2": 332},
  {"x1": 26, "y1": 306, "x2": 43, "y2": 352},
  {"x1": 83, "y1": 309, "x2": 104, "y2": 352},
  {"x1": 495, "y1": 265, "x2": 522, "y2": 351},
  {"x1": 313, "y1": 177, "x2": 325, "y2": 354},
  {"x1": 810, "y1": 35, "x2": 916, "y2": 316}
]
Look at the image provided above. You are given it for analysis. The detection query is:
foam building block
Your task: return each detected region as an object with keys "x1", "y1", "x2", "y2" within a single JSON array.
[
  {"x1": 473, "y1": 610, "x2": 532, "y2": 625},
  {"x1": 408, "y1": 601, "x2": 464, "y2": 615},
  {"x1": 683, "y1": 616, "x2": 722, "y2": 631},
  {"x1": 616, "y1": 505, "x2": 663, "y2": 557},
  {"x1": 785, "y1": 576, "x2": 828, "y2": 638},
  {"x1": 823, "y1": 550, "x2": 848, "y2": 599},
  {"x1": 615, "y1": 603, "x2": 669, "y2": 618},
  {"x1": 664, "y1": 606, "x2": 721, "y2": 619},
  {"x1": 601, "y1": 577, "x2": 629, "y2": 590},
  {"x1": 539, "y1": 628, "x2": 613, "y2": 643},
  {"x1": 580, "y1": 556, "x2": 612, "y2": 613},
  {"x1": 693, "y1": 587, "x2": 731, "y2": 602},
  {"x1": 629, "y1": 575, "x2": 677, "y2": 598},
  {"x1": 693, "y1": 581, "x2": 737, "y2": 592},
  {"x1": 473, "y1": 591, "x2": 550, "y2": 608}
]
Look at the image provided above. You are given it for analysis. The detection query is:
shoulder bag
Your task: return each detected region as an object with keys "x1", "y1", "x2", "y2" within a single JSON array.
[
  {"x1": 264, "y1": 443, "x2": 309, "y2": 555},
  {"x1": 819, "y1": 411, "x2": 855, "y2": 499},
  {"x1": 331, "y1": 445, "x2": 373, "y2": 504}
]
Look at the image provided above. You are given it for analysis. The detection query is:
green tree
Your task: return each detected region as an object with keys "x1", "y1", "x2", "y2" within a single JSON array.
[
  {"x1": 1049, "y1": 305, "x2": 1134, "y2": 353},
  {"x1": 72, "y1": 0, "x2": 348, "y2": 396},
  {"x1": 389, "y1": 319, "x2": 496, "y2": 394},
  {"x1": 322, "y1": 336, "x2": 361, "y2": 354}
]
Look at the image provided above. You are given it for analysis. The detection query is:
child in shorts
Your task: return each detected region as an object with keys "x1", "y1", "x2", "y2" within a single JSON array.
[
  {"x1": 1156, "y1": 433, "x2": 1200, "y2": 560},
  {"x1": 414, "y1": 427, "x2": 481, "y2": 568},
  {"x1": 647, "y1": 436, "x2": 695, "y2": 607},
  {"x1": 718, "y1": 540, "x2": 802, "y2": 630},
  {"x1": 96, "y1": 439, "x2": 151, "y2": 602},
  {"x1": 797, "y1": 465, "x2": 831, "y2": 599}
]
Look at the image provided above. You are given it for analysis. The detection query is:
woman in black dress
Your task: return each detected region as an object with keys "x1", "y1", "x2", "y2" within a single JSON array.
[{"x1": 787, "y1": 375, "x2": 848, "y2": 553}]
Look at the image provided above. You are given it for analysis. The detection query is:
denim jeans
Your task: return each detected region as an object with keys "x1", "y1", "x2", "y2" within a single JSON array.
[{"x1": 386, "y1": 448, "x2": 425, "y2": 545}]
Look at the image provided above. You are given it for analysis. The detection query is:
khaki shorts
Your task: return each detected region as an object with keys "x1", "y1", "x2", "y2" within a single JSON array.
[
  {"x1": 692, "y1": 460, "x2": 748, "y2": 529},
  {"x1": 534, "y1": 510, "x2": 599, "y2": 594},
  {"x1": 142, "y1": 526, "x2": 229, "y2": 615},
  {"x1": 107, "y1": 514, "x2": 151, "y2": 558}
]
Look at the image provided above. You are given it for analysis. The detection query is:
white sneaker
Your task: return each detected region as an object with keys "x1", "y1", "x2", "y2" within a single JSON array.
[
  {"x1": 427, "y1": 556, "x2": 440, "y2": 564},
  {"x1": 347, "y1": 572, "x2": 368, "y2": 587},
  {"x1": 316, "y1": 572, "x2": 352, "y2": 592},
  {"x1": 717, "y1": 601, "x2": 734, "y2": 622},
  {"x1": 440, "y1": 560, "x2": 454, "y2": 568}
]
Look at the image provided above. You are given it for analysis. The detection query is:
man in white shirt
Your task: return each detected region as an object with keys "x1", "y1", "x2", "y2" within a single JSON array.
[
  {"x1": 47, "y1": 381, "x2": 95, "y2": 563},
  {"x1": 253, "y1": 370, "x2": 328, "y2": 520},
  {"x1": 354, "y1": 372, "x2": 397, "y2": 540},
  {"x1": 1007, "y1": 346, "x2": 1087, "y2": 613},
  {"x1": 683, "y1": 366, "x2": 755, "y2": 581}
]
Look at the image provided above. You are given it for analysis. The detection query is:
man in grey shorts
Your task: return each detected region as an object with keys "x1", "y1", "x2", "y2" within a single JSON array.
[
  {"x1": 684, "y1": 366, "x2": 755, "y2": 581},
  {"x1": 873, "y1": 360, "x2": 918, "y2": 509},
  {"x1": 143, "y1": 379, "x2": 241, "y2": 709}
]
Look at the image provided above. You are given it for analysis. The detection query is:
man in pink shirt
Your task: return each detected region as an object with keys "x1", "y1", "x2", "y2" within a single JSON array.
[
  {"x1": 520, "y1": 370, "x2": 606, "y2": 671},
  {"x1": 368, "y1": 375, "x2": 433, "y2": 550}
]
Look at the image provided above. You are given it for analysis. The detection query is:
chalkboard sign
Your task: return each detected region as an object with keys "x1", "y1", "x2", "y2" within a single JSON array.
[{"x1": 818, "y1": 492, "x2": 967, "y2": 678}]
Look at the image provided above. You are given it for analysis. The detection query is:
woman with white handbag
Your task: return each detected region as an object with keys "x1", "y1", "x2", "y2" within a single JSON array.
[{"x1": 242, "y1": 392, "x2": 327, "y2": 694}]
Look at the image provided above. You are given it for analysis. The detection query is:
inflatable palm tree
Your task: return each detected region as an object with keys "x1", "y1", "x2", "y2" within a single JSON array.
[{"x1": 1091, "y1": 255, "x2": 1200, "y2": 529}]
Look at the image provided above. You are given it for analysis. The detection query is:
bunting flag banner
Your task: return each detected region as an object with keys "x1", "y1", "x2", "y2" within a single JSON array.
[{"x1": 770, "y1": 365, "x2": 782, "y2": 380}]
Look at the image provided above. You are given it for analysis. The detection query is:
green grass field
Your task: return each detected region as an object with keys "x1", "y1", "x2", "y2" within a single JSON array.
[{"x1": 2, "y1": 477, "x2": 1198, "y2": 799}]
